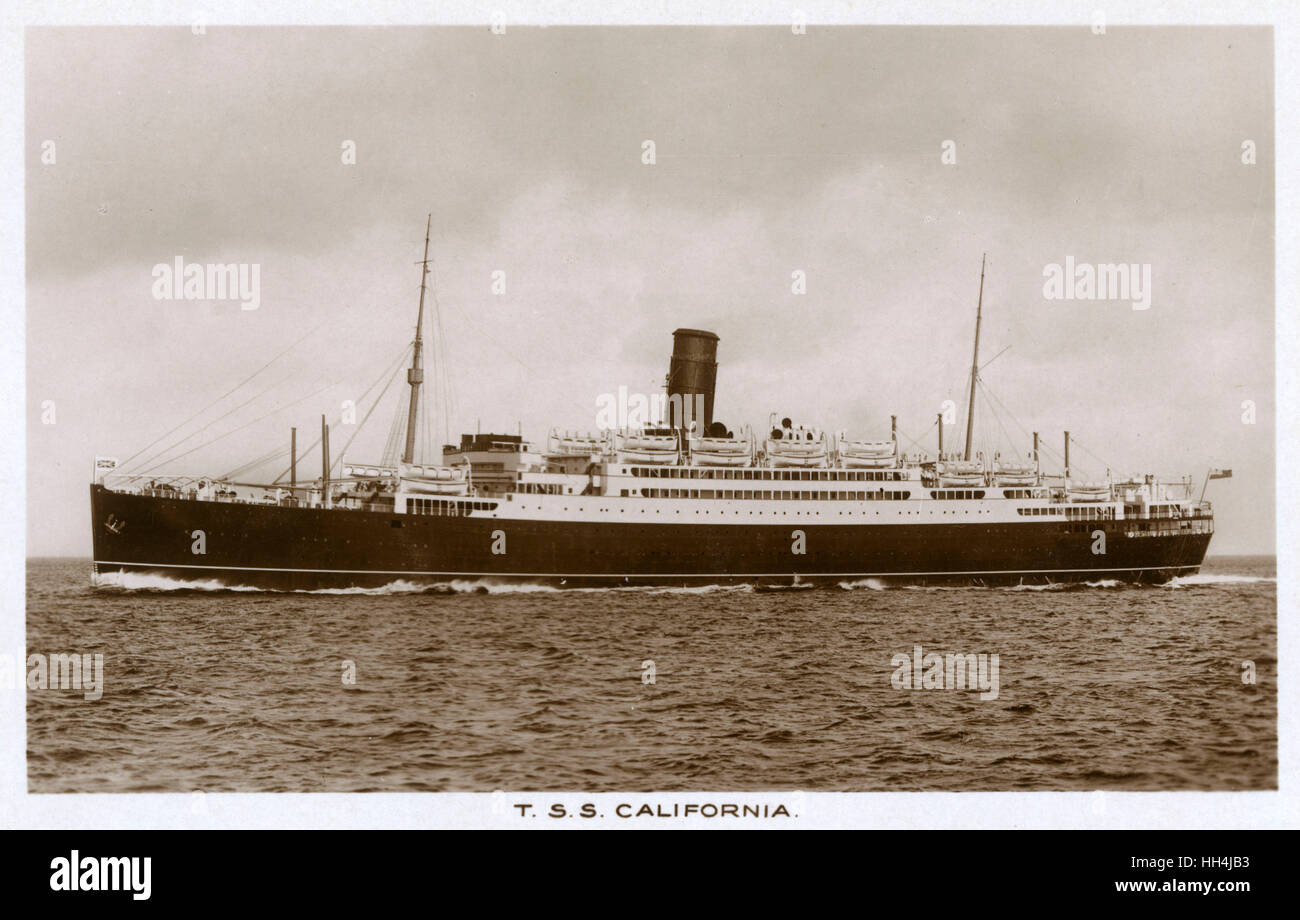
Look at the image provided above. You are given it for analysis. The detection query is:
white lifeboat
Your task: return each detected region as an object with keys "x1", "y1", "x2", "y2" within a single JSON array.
[
  {"x1": 836, "y1": 433, "x2": 896, "y2": 469},
  {"x1": 936, "y1": 459, "x2": 984, "y2": 487},
  {"x1": 398, "y1": 463, "x2": 469, "y2": 495},
  {"x1": 615, "y1": 431, "x2": 679, "y2": 465},
  {"x1": 993, "y1": 461, "x2": 1037, "y2": 487},
  {"x1": 547, "y1": 430, "x2": 608, "y2": 458},
  {"x1": 689, "y1": 431, "x2": 752, "y2": 467},
  {"x1": 1066, "y1": 480, "x2": 1111, "y2": 502},
  {"x1": 766, "y1": 432, "x2": 828, "y2": 468}
]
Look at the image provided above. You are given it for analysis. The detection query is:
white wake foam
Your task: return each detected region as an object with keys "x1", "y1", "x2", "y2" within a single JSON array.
[
  {"x1": 1006, "y1": 578, "x2": 1123, "y2": 591},
  {"x1": 837, "y1": 578, "x2": 888, "y2": 591},
  {"x1": 1167, "y1": 573, "x2": 1276, "y2": 587},
  {"x1": 90, "y1": 571, "x2": 768, "y2": 596},
  {"x1": 91, "y1": 570, "x2": 263, "y2": 592},
  {"x1": 90, "y1": 570, "x2": 563, "y2": 595},
  {"x1": 640, "y1": 583, "x2": 755, "y2": 595}
]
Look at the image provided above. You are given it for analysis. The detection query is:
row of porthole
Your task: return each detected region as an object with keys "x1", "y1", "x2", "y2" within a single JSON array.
[
  {"x1": 523, "y1": 503, "x2": 999, "y2": 513},
  {"x1": 518, "y1": 507, "x2": 998, "y2": 517}
]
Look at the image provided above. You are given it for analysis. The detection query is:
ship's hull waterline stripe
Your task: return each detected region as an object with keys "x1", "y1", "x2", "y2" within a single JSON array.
[{"x1": 93, "y1": 560, "x2": 1203, "y2": 578}]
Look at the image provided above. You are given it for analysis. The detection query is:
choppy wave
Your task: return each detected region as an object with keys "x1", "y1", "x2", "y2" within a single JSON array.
[{"x1": 38, "y1": 555, "x2": 1277, "y2": 793}]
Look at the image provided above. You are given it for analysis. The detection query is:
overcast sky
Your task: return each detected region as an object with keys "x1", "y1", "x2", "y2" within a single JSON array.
[{"x1": 26, "y1": 26, "x2": 1274, "y2": 555}]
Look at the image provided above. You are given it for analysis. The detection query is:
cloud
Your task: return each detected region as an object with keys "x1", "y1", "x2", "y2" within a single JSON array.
[{"x1": 26, "y1": 26, "x2": 1274, "y2": 554}]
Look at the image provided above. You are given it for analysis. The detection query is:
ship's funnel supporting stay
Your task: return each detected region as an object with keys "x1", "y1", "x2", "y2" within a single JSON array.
[{"x1": 666, "y1": 328, "x2": 719, "y2": 432}]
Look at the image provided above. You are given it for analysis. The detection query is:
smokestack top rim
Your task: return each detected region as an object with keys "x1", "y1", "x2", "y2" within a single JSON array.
[{"x1": 672, "y1": 328, "x2": 719, "y2": 341}]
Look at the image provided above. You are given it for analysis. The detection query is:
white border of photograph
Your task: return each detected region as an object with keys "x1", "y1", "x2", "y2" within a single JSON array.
[{"x1": 0, "y1": 0, "x2": 1293, "y2": 829}]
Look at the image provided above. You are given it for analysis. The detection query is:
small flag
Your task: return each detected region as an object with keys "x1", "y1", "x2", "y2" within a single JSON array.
[
  {"x1": 92, "y1": 456, "x2": 119, "y2": 484},
  {"x1": 1209, "y1": 468, "x2": 1232, "y2": 480}
]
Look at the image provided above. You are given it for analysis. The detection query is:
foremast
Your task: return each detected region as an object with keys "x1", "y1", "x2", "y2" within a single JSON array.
[
  {"x1": 963, "y1": 253, "x2": 986, "y2": 461},
  {"x1": 403, "y1": 214, "x2": 432, "y2": 465}
]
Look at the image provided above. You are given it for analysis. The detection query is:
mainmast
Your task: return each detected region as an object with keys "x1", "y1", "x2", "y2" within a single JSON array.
[
  {"x1": 963, "y1": 253, "x2": 986, "y2": 462},
  {"x1": 402, "y1": 215, "x2": 432, "y2": 465}
]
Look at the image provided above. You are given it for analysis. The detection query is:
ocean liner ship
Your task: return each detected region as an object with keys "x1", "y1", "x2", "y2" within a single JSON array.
[{"x1": 90, "y1": 229, "x2": 1220, "y2": 590}]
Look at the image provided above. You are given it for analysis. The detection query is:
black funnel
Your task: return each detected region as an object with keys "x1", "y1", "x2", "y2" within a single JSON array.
[{"x1": 666, "y1": 328, "x2": 718, "y2": 431}]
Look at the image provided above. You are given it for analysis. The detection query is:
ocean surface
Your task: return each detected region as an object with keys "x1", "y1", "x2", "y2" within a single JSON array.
[{"x1": 26, "y1": 556, "x2": 1276, "y2": 792}]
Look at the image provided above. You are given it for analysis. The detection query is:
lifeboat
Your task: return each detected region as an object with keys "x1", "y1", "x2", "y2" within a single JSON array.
[
  {"x1": 690, "y1": 437, "x2": 751, "y2": 467},
  {"x1": 615, "y1": 431, "x2": 679, "y2": 465},
  {"x1": 689, "y1": 433, "x2": 752, "y2": 467},
  {"x1": 936, "y1": 459, "x2": 984, "y2": 487},
  {"x1": 399, "y1": 463, "x2": 469, "y2": 495},
  {"x1": 993, "y1": 461, "x2": 1037, "y2": 487},
  {"x1": 766, "y1": 434, "x2": 828, "y2": 468},
  {"x1": 342, "y1": 462, "x2": 397, "y2": 480},
  {"x1": 547, "y1": 430, "x2": 608, "y2": 457},
  {"x1": 836, "y1": 434, "x2": 896, "y2": 469},
  {"x1": 1066, "y1": 481, "x2": 1111, "y2": 502}
]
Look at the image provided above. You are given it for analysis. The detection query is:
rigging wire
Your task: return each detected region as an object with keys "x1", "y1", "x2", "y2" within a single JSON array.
[
  {"x1": 1063, "y1": 434, "x2": 1117, "y2": 479},
  {"x1": 117, "y1": 324, "x2": 321, "y2": 473},
  {"x1": 381, "y1": 397, "x2": 406, "y2": 467},
  {"x1": 426, "y1": 249, "x2": 456, "y2": 447},
  {"x1": 272, "y1": 343, "x2": 413, "y2": 483},
  {"x1": 978, "y1": 344, "x2": 1012, "y2": 374},
  {"x1": 330, "y1": 355, "x2": 409, "y2": 476},
  {"x1": 975, "y1": 379, "x2": 1101, "y2": 478},
  {"x1": 379, "y1": 346, "x2": 416, "y2": 468},
  {"x1": 976, "y1": 379, "x2": 1024, "y2": 464},
  {"x1": 1036, "y1": 440, "x2": 1067, "y2": 472},
  {"x1": 421, "y1": 362, "x2": 433, "y2": 464},
  {"x1": 223, "y1": 446, "x2": 291, "y2": 482},
  {"x1": 894, "y1": 417, "x2": 938, "y2": 455},
  {"x1": 138, "y1": 380, "x2": 334, "y2": 477},
  {"x1": 221, "y1": 341, "x2": 410, "y2": 481},
  {"x1": 130, "y1": 366, "x2": 313, "y2": 474},
  {"x1": 978, "y1": 381, "x2": 1035, "y2": 448},
  {"x1": 449, "y1": 305, "x2": 603, "y2": 426}
]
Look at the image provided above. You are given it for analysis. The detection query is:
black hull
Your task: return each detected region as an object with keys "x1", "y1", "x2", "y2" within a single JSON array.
[{"x1": 90, "y1": 485, "x2": 1212, "y2": 591}]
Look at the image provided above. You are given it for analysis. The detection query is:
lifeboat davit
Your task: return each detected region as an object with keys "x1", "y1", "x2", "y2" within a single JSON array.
[
  {"x1": 399, "y1": 463, "x2": 469, "y2": 495},
  {"x1": 837, "y1": 435, "x2": 896, "y2": 469}
]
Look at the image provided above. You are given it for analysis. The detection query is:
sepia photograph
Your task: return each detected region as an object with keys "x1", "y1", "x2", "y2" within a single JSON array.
[{"x1": 5, "y1": 2, "x2": 1291, "y2": 852}]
